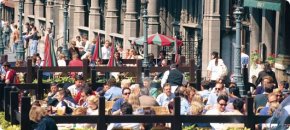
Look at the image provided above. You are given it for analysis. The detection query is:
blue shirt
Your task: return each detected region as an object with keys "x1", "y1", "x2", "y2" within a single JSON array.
[
  {"x1": 111, "y1": 98, "x2": 125, "y2": 112},
  {"x1": 156, "y1": 93, "x2": 175, "y2": 107},
  {"x1": 104, "y1": 86, "x2": 122, "y2": 101}
]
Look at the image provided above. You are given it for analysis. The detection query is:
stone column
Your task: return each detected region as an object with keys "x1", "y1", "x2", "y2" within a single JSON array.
[
  {"x1": 46, "y1": 0, "x2": 54, "y2": 28},
  {"x1": 34, "y1": 0, "x2": 44, "y2": 28},
  {"x1": 123, "y1": 0, "x2": 137, "y2": 50},
  {"x1": 202, "y1": 0, "x2": 221, "y2": 77},
  {"x1": 89, "y1": 0, "x2": 101, "y2": 40},
  {"x1": 89, "y1": 0, "x2": 101, "y2": 30},
  {"x1": 13, "y1": 0, "x2": 20, "y2": 23},
  {"x1": 58, "y1": 0, "x2": 64, "y2": 39},
  {"x1": 261, "y1": 9, "x2": 275, "y2": 58},
  {"x1": 105, "y1": 0, "x2": 118, "y2": 40},
  {"x1": 275, "y1": 1, "x2": 290, "y2": 83},
  {"x1": 68, "y1": 0, "x2": 75, "y2": 40},
  {"x1": 24, "y1": 0, "x2": 33, "y2": 23},
  {"x1": 147, "y1": 0, "x2": 159, "y2": 56},
  {"x1": 74, "y1": 0, "x2": 85, "y2": 38},
  {"x1": 166, "y1": 0, "x2": 173, "y2": 36},
  {"x1": 249, "y1": 8, "x2": 261, "y2": 57}
]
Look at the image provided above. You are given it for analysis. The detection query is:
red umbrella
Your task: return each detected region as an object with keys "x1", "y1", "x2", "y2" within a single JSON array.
[
  {"x1": 43, "y1": 34, "x2": 58, "y2": 67},
  {"x1": 107, "y1": 37, "x2": 115, "y2": 67},
  {"x1": 92, "y1": 34, "x2": 102, "y2": 61},
  {"x1": 133, "y1": 33, "x2": 183, "y2": 46}
]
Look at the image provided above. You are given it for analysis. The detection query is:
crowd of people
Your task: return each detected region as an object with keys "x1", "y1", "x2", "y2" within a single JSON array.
[{"x1": 0, "y1": 21, "x2": 289, "y2": 129}]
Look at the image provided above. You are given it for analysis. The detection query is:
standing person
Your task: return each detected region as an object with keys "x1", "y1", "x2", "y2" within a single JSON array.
[
  {"x1": 82, "y1": 35, "x2": 90, "y2": 53},
  {"x1": 241, "y1": 46, "x2": 249, "y2": 68},
  {"x1": 12, "y1": 24, "x2": 19, "y2": 53},
  {"x1": 2, "y1": 62, "x2": 16, "y2": 84},
  {"x1": 101, "y1": 40, "x2": 111, "y2": 61},
  {"x1": 68, "y1": 41, "x2": 80, "y2": 59},
  {"x1": 68, "y1": 53, "x2": 83, "y2": 77},
  {"x1": 161, "y1": 64, "x2": 187, "y2": 93},
  {"x1": 255, "y1": 62, "x2": 278, "y2": 87},
  {"x1": 75, "y1": 36, "x2": 82, "y2": 48},
  {"x1": 3, "y1": 21, "x2": 11, "y2": 48},
  {"x1": 28, "y1": 27, "x2": 40, "y2": 56},
  {"x1": 207, "y1": 51, "x2": 228, "y2": 88}
]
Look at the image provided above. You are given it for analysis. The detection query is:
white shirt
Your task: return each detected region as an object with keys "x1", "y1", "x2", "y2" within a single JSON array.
[
  {"x1": 76, "y1": 40, "x2": 83, "y2": 48},
  {"x1": 207, "y1": 59, "x2": 225, "y2": 81},
  {"x1": 87, "y1": 108, "x2": 99, "y2": 115},
  {"x1": 57, "y1": 60, "x2": 66, "y2": 66},
  {"x1": 67, "y1": 84, "x2": 81, "y2": 96},
  {"x1": 101, "y1": 46, "x2": 111, "y2": 59},
  {"x1": 84, "y1": 41, "x2": 91, "y2": 52}
]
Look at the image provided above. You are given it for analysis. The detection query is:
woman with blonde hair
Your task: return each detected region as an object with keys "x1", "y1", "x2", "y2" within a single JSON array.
[
  {"x1": 86, "y1": 95, "x2": 100, "y2": 115},
  {"x1": 29, "y1": 106, "x2": 58, "y2": 130},
  {"x1": 186, "y1": 86, "x2": 197, "y2": 103},
  {"x1": 128, "y1": 94, "x2": 140, "y2": 108}
]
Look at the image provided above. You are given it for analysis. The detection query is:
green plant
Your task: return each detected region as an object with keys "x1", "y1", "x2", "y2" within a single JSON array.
[
  {"x1": 266, "y1": 53, "x2": 276, "y2": 64},
  {"x1": 0, "y1": 112, "x2": 20, "y2": 130},
  {"x1": 33, "y1": 76, "x2": 74, "y2": 84},
  {"x1": 250, "y1": 50, "x2": 260, "y2": 65}
]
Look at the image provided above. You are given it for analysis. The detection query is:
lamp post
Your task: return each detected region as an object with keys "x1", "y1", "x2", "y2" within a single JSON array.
[
  {"x1": 0, "y1": 1, "x2": 4, "y2": 56},
  {"x1": 17, "y1": 0, "x2": 25, "y2": 60},
  {"x1": 233, "y1": 0, "x2": 245, "y2": 96},
  {"x1": 142, "y1": 0, "x2": 149, "y2": 77},
  {"x1": 62, "y1": 0, "x2": 69, "y2": 59}
]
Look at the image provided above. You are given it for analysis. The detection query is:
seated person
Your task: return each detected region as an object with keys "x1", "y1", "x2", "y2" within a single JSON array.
[{"x1": 107, "y1": 102, "x2": 141, "y2": 130}]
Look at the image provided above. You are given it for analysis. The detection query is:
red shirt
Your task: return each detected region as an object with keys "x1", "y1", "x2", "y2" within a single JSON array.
[
  {"x1": 68, "y1": 59, "x2": 83, "y2": 77},
  {"x1": 5, "y1": 69, "x2": 16, "y2": 84}
]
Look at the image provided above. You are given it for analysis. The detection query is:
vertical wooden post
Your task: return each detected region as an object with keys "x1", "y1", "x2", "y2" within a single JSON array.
[
  {"x1": 245, "y1": 91, "x2": 255, "y2": 129},
  {"x1": 91, "y1": 66, "x2": 97, "y2": 89},
  {"x1": 172, "y1": 97, "x2": 181, "y2": 130},
  {"x1": 4, "y1": 85, "x2": 11, "y2": 121},
  {"x1": 189, "y1": 59, "x2": 195, "y2": 83},
  {"x1": 98, "y1": 96, "x2": 106, "y2": 130},
  {"x1": 21, "y1": 91, "x2": 31, "y2": 130},
  {"x1": 0, "y1": 83, "x2": 5, "y2": 111},
  {"x1": 136, "y1": 59, "x2": 142, "y2": 83},
  {"x1": 37, "y1": 68, "x2": 43, "y2": 100},
  {"x1": 82, "y1": 59, "x2": 89, "y2": 80},
  {"x1": 26, "y1": 58, "x2": 33, "y2": 83},
  {"x1": 10, "y1": 86, "x2": 19, "y2": 124}
]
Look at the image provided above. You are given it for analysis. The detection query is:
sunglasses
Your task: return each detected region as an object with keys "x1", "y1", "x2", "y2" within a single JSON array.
[
  {"x1": 123, "y1": 92, "x2": 131, "y2": 95},
  {"x1": 219, "y1": 103, "x2": 227, "y2": 106}
]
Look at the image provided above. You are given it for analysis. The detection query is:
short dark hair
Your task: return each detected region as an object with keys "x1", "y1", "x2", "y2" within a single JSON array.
[
  {"x1": 107, "y1": 78, "x2": 116, "y2": 86},
  {"x1": 217, "y1": 94, "x2": 228, "y2": 103},
  {"x1": 120, "y1": 102, "x2": 133, "y2": 115},
  {"x1": 201, "y1": 80, "x2": 210, "y2": 90},
  {"x1": 122, "y1": 88, "x2": 131, "y2": 94},
  {"x1": 2, "y1": 62, "x2": 10, "y2": 68},
  {"x1": 50, "y1": 82, "x2": 58, "y2": 87},
  {"x1": 75, "y1": 75, "x2": 84, "y2": 80},
  {"x1": 233, "y1": 98, "x2": 244, "y2": 112},
  {"x1": 229, "y1": 86, "x2": 241, "y2": 98}
]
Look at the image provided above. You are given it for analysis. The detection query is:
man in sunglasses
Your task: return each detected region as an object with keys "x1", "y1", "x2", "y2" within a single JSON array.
[
  {"x1": 111, "y1": 88, "x2": 131, "y2": 115},
  {"x1": 205, "y1": 94, "x2": 229, "y2": 129},
  {"x1": 206, "y1": 82, "x2": 228, "y2": 109}
]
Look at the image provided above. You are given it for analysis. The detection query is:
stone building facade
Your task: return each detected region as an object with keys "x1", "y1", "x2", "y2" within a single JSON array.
[{"x1": 9, "y1": 0, "x2": 290, "y2": 82}]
